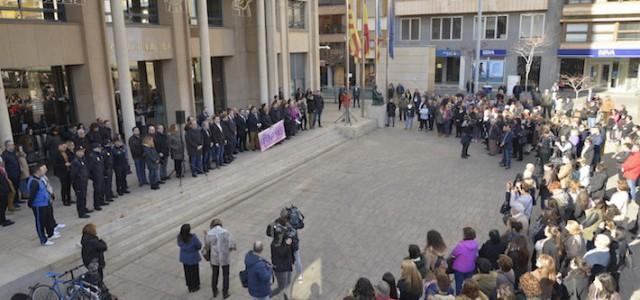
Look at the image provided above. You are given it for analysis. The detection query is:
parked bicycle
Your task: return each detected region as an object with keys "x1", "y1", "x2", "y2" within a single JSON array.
[{"x1": 29, "y1": 264, "x2": 102, "y2": 300}]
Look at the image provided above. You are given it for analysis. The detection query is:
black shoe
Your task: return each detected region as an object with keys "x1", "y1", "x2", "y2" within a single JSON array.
[
  {"x1": 223, "y1": 293, "x2": 230, "y2": 299},
  {"x1": 118, "y1": 192, "x2": 124, "y2": 196},
  {"x1": 84, "y1": 209, "x2": 94, "y2": 213},
  {"x1": 94, "y1": 207, "x2": 102, "y2": 211},
  {"x1": 213, "y1": 290, "x2": 218, "y2": 298},
  {"x1": 102, "y1": 202, "x2": 110, "y2": 206},
  {"x1": 79, "y1": 214, "x2": 90, "y2": 219},
  {"x1": 63, "y1": 202, "x2": 71, "y2": 206},
  {"x1": 461, "y1": 156, "x2": 468, "y2": 159},
  {"x1": 1, "y1": 220, "x2": 15, "y2": 227},
  {"x1": 192, "y1": 174, "x2": 197, "y2": 178},
  {"x1": 151, "y1": 185, "x2": 160, "y2": 190},
  {"x1": 123, "y1": 190, "x2": 131, "y2": 194},
  {"x1": 159, "y1": 181, "x2": 166, "y2": 184}
]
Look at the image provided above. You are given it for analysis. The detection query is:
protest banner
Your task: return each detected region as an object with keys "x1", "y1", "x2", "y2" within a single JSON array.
[{"x1": 258, "y1": 120, "x2": 286, "y2": 151}]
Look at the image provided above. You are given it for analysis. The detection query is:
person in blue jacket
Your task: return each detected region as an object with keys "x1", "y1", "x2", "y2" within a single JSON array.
[
  {"x1": 500, "y1": 125, "x2": 514, "y2": 170},
  {"x1": 28, "y1": 163, "x2": 58, "y2": 245},
  {"x1": 177, "y1": 223, "x2": 202, "y2": 293},
  {"x1": 245, "y1": 241, "x2": 273, "y2": 300}
]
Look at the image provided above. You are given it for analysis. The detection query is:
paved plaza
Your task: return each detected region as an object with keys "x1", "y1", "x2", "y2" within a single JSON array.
[{"x1": 102, "y1": 123, "x2": 640, "y2": 300}]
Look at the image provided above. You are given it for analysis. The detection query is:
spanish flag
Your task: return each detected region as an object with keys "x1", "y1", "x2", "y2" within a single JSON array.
[
  {"x1": 348, "y1": 1, "x2": 361, "y2": 63},
  {"x1": 362, "y1": 0, "x2": 370, "y2": 57}
]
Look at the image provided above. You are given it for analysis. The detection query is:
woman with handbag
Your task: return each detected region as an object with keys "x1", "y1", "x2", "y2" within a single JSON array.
[{"x1": 177, "y1": 223, "x2": 202, "y2": 292}]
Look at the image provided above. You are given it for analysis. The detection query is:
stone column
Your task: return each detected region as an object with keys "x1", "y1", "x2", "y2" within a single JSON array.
[
  {"x1": 110, "y1": 0, "x2": 136, "y2": 139},
  {"x1": 0, "y1": 72, "x2": 13, "y2": 144},
  {"x1": 256, "y1": 0, "x2": 269, "y2": 104},
  {"x1": 197, "y1": 0, "x2": 215, "y2": 114},
  {"x1": 278, "y1": 0, "x2": 291, "y2": 98},
  {"x1": 265, "y1": 0, "x2": 279, "y2": 98},
  {"x1": 306, "y1": 0, "x2": 316, "y2": 90}
]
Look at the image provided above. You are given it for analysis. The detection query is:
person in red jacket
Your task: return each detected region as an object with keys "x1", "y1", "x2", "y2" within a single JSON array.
[{"x1": 622, "y1": 147, "x2": 640, "y2": 201}]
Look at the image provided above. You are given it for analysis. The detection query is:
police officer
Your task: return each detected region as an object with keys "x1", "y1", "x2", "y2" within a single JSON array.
[
  {"x1": 70, "y1": 146, "x2": 91, "y2": 218},
  {"x1": 102, "y1": 139, "x2": 115, "y2": 203},
  {"x1": 112, "y1": 137, "x2": 130, "y2": 196},
  {"x1": 87, "y1": 143, "x2": 106, "y2": 211}
]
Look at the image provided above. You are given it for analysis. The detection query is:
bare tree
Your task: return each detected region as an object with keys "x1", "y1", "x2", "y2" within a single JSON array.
[
  {"x1": 512, "y1": 36, "x2": 550, "y2": 91},
  {"x1": 560, "y1": 73, "x2": 592, "y2": 99}
]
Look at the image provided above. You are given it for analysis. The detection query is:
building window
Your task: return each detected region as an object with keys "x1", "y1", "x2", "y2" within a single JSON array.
[
  {"x1": 320, "y1": 15, "x2": 345, "y2": 34},
  {"x1": 431, "y1": 17, "x2": 462, "y2": 40},
  {"x1": 401, "y1": 18, "x2": 420, "y2": 41},
  {"x1": 104, "y1": 0, "x2": 159, "y2": 24},
  {"x1": 628, "y1": 58, "x2": 640, "y2": 79},
  {"x1": 288, "y1": 0, "x2": 306, "y2": 30},
  {"x1": 520, "y1": 14, "x2": 544, "y2": 38},
  {"x1": 0, "y1": 0, "x2": 66, "y2": 21},
  {"x1": 565, "y1": 23, "x2": 589, "y2": 42},
  {"x1": 290, "y1": 53, "x2": 306, "y2": 95},
  {"x1": 618, "y1": 22, "x2": 640, "y2": 41},
  {"x1": 474, "y1": 15, "x2": 507, "y2": 40},
  {"x1": 188, "y1": 0, "x2": 223, "y2": 26},
  {"x1": 592, "y1": 23, "x2": 615, "y2": 42}
]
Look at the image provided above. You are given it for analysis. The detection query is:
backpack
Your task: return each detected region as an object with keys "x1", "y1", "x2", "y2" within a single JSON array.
[
  {"x1": 286, "y1": 205, "x2": 305, "y2": 230},
  {"x1": 239, "y1": 269, "x2": 249, "y2": 288}
]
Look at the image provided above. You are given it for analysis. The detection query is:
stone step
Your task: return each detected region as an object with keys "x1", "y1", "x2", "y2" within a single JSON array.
[{"x1": 0, "y1": 126, "x2": 350, "y2": 298}]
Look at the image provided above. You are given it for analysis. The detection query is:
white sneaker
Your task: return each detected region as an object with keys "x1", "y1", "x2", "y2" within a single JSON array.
[
  {"x1": 50, "y1": 233, "x2": 61, "y2": 240},
  {"x1": 43, "y1": 240, "x2": 55, "y2": 246},
  {"x1": 54, "y1": 224, "x2": 66, "y2": 231},
  {"x1": 297, "y1": 275, "x2": 303, "y2": 282}
]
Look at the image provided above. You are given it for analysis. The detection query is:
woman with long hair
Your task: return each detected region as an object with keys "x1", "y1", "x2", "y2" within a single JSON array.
[
  {"x1": 405, "y1": 244, "x2": 427, "y2": 279},
  {"x1": 81, "y1": 223, "x2": 108, "y2": 280},
  {"x1": 143, "y1": 135, "x2": 160, "y2": 190},
  {"x1": 529, "y1": 254, "x2": 557, "y2": 299},
  {"x1": 397, "y1": 260, "x2": 423, "y2": 300},
  {"x1": 177, "y1": 224, "x2": 202, "y2": 292},
  {"x1": 587, "y1": 273, "x2": 621, "y2": 300},
  {"x1": 423, "y1": 230, "x2": 447, "y2": 282},
  {"x1": 457, "y1": 278, "x2": 488, "y2": 300},
  {"x1": 563, "y1": 221, "x2": 586, "y2": 271},
  {"x1": 537, "y1": 225, "x2": 565, "y2": 271},
  {"x1": 382, "y1": 272, "x2": 399, "y2": 300},
  {"x1": 168, "y1": 124, "x2": 185, "y2": 178},
  {"x1": 351, "y1": 277, "x2": 375, "y2": 300},
  {"x1": 505, "y1": 235, "x2": 530, "y2": 289}
]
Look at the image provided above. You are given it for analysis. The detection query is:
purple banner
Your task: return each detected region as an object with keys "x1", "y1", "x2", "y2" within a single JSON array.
[{"x1": 258, "y1": 120, "x2": 286, "y2": 152}]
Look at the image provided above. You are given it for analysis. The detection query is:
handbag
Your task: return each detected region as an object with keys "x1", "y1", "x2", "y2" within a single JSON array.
[{"x1": 500, "y1": 197, "x2": 511, "y2": 215}]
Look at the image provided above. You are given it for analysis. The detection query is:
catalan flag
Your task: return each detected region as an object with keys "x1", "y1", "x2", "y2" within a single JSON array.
[{"x1": 348, "y1": 1, "x2": 361, "y2": 63}]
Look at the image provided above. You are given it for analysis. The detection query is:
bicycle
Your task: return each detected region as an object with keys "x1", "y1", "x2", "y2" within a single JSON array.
[{"x1": 29, "y1": 264, "x2": 102, "y2": 300}]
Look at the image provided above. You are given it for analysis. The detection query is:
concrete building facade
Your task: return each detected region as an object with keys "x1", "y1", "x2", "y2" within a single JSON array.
[
  {"x1": 393, "y1": 0, "x2": 563, "y2": 94},
  {"x1": 0, "y1": 0, "x2": 320, "y2": 144}
]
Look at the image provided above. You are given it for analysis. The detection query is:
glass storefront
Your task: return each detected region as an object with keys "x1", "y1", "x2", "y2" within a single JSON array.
[
  {"x1": 111, "y1": 61, "x2": 166, "y2": 132},
  {"x1": 0, "y1": 0, "x2": 66, "y2": 21},
  {"x1": 478, "y1": 58, "x2": 504, "y2": 83},
  {"x1": 191, "y1": 57, "x2": 227, "y2": 114},
  {"x1": 435, "y1": 57, "x2": 460, "y2": 84},
  {"x1": 2, "y1": 66, "x2": 76, "y2": 138}
]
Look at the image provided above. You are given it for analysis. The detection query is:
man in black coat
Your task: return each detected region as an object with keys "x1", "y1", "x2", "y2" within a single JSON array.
[
  {"x1": 128, "y1": 127, "x2": 147, "y2": 186},
  {"x1": 201, "y1": 121, "x2": 214, "y2": 172},
  {"x1": 1, "y1": 140, "x2": 21, "y2": 208},
  {"x1": 70, "y1": 147, "x2": 91, "y2": 218},
  {"x1": 211, "y1": 116, "x2": 226, "y2": 168},
  {"x1": 52, "y1": 143, "x2": 72, "y2": 206},
  {"x1": 185, "y1": 120, "x2": 203, "y2": 177},
  {"x1": 221, "y1": 114, "x2": 236, "y2": 164},
  {"x1": 386, "y1": 100, "x2": 397, "y2": 127},
  {"x1": 0, "y1": 157, "x2": 15, "y2": 226},
  {"x1": 102, "y1": 141, "x2": 115, "y2": 203},
  {"x1": 156, "y1": 125, "x2": 170, "y2": 180},
  {"x1": 235, "y1": 109, "x2": 248, "y2": 152},
  {"x1": 306, "y1": 94, "x2": 316, "y2": 129},
  {"x1": 73, "y1": 128, "x2": 91, "y2": 153},
  {"x1": 313, "y1": 91, "x2": 324, "y2": 128},
  {"x1": 87, "y1": 143, "x2": 106, "y2": 211}
]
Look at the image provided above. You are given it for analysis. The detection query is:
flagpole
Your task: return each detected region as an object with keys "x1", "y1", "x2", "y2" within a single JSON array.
[
  {"x1": 374, "y1": 0, "x2": 379, "y2": 90},
  {"x1": 346, "y1": 0, "x2": 350, "y2": 91},
  {"x1": 361, "y1": 0, "x2": 366, "y2": 117},
  {"x1": 385, "y1": 0, "x2": 391, "y2": 101}
]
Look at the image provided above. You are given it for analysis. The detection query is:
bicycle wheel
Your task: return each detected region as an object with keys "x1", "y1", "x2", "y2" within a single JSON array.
[
  {"x1": 30, "y1": 284, "x2": 61, "y2": 300},
  {"x1": 67, "y1": 284, "x2": 100, "y2": 300}
]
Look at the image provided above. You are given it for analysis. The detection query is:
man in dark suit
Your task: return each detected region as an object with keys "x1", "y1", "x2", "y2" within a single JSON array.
[
  {"x1": 352, "y1": 86, "x2": 360, "y2": 108},
  {"x1": 313, "y1": 91, "x2": 324, "y2": 128},
  {"x1": 70, "y1": 146, "x2": 91, "y2": 218},
  {"x1": 500, "y1": 126, "x2": 514, "y2": 169},
  {"x1": 156, "y1": 124, "x2": 170, "y2": 180},
  {"x1": 185, "y1": 120, "x2": 203, "y2": 177},
  {"x1": 201, "y1": 121, "x2": 213, "y2": 172},
  {"x1": 235, "y1": 109, "x2": 248, "y2": 152},
  {"x1": 128, "y1": 127, "x2": 147, "y2": 186},
  {"x1": 221, "y1": 113, "x2": 236, "y2": 164},
  {"x1": 211, "y1": 116, "x2": 226, "y2": 168},
  {"x1": 1, "y1": 140, "x2": 21, "y2": 208}
]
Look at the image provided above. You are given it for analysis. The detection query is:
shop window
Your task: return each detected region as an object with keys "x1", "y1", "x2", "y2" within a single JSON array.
[
  {"x1": 188, "y1": 0, "x2": 223, "y2": 26},
  {"x1": 104, "y1": 0, "x2": 159, "y2": 24},
  {"x1": 0, "y1": 0, "x2": 66, "y2": 21},
  {"x1": 520, "y1": 14, "x2": 544, "y2": 38},
  {"x1": 628, "y1": 58, "x2": 640, "y2": 79},
  {"x1": 3, "y1": 66, "x2": 76, "y2": 141},
  {"x1": 474, "y1": 15, "x2": 507, "y2": 40},
  {"x1": 288, "y1": 0, "x2": 305, "y2": 30},
  {"x1": 478, "y1": 59, "x2": 505, "y2": 83},
  {"x1": 401, "y1": 18, "x2": 420, "y2": 41},
  {"x1": 565, "y1": 23, "x2": 588, "y2": 42},
  {"x1": 560, "y1": 58, "x2": 585, "y2": 77},
  {"x1": 617, "y1": 22, "x2": 640, "y2": 41},
  {"x1": 431, "y1": 17, "x2": 462, "y2": 40},
  {"x1": 592, "y1": 23, "x2": 615, "y2": 42},
  {"x1": 517, "y1": 56, "x2": 541, "y2": 88}
]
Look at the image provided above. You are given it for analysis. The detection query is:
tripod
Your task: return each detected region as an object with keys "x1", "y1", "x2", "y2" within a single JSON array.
[{"x1": 335, "y1": 105, "x2": 358, "y2": 125}]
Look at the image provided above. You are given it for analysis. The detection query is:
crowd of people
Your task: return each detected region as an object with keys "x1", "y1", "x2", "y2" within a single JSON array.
[{"x1": 336, "y1": 85, "x2": 639, "y2": 300}]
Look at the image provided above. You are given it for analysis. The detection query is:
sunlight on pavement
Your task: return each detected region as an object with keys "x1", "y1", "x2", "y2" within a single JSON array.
[{"x1": 291, "y1": 258, "x2": 322, "y2": 300}]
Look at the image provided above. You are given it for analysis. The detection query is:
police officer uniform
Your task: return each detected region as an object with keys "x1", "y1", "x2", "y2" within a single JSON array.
[
  {"x1": 70, "y1": 147, "x2": 91, "y2": 218},
  {"x1": 112, "y1": 143, "x2": 130, "y2": 195},
  {"x1": 87, "y1": 144, "x2": 106, "y2": 211},
  {"x1": 102, "y1": 141, "x2": 115, "y2": 203}
]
